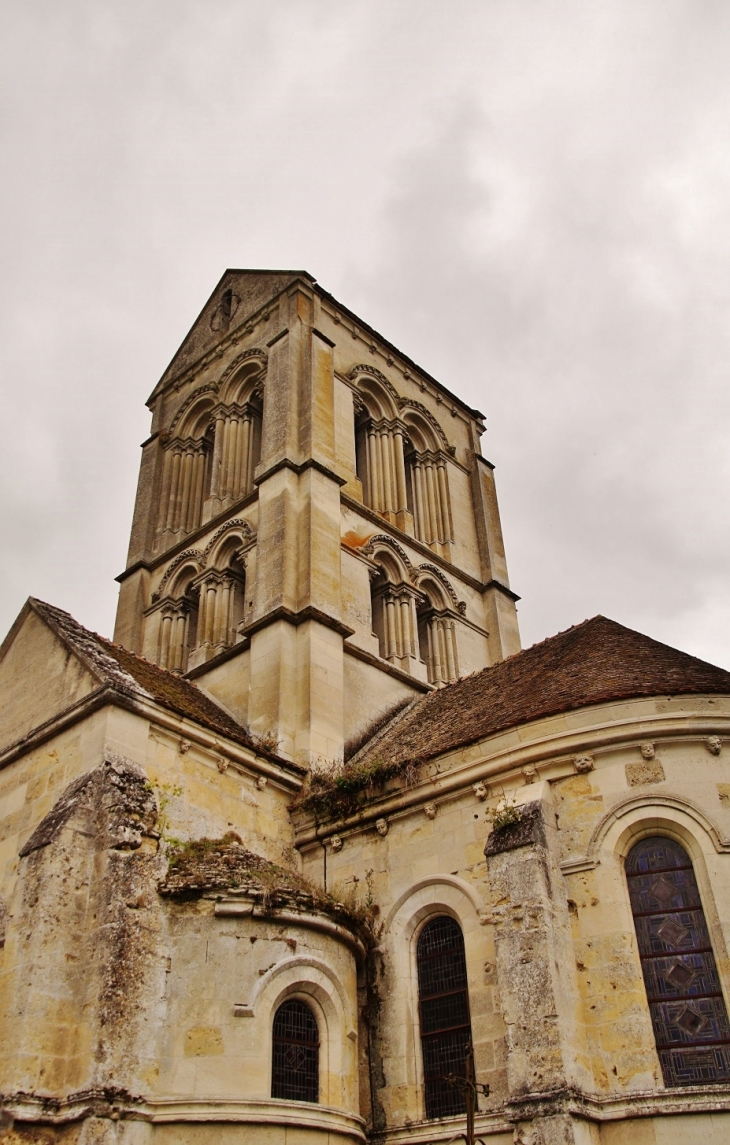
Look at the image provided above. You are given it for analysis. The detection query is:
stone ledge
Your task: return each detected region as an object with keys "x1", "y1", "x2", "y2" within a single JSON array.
[{"x1": 485, "y1": 801, "x2": 544, "y2": 856}]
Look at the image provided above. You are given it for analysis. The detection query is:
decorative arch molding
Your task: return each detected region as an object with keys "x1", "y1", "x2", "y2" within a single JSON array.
[
  {"x1": 167, "y1": 350, "x2": 267, "y2": 437},
  {"x1": 201, "y1": 518, "x2": 255, "y2": 567},
  {"x1": 361, "y1": 534, "x2": 415, "y2": 578},
  {"x1": 413, "y1": 563, "x2": 463, "y2": 612},
  {"x1": 348, "y1": 364, "x2": 402, "y2": 412},
  {"x1": 239, "y1": 954, "x2": 350, "y2": 1020},
  {"x1": 561, "y1": 791, "x2": 730, "y2": 874},
  {"x1": 400, "y1": 400, "x2": 450, "y2": 452},
  {"x1": 168, "y1": 384, "x2": 218, "y2": 436},
  {"x1": 383, "y1": 873, "x2": 485, "y2": 936},
  {"x1": 153, "y1": 550, "x2": 203, "y2": 601},
  {"x1": 218, "y1": 348, "x2": 268, "y2": 403}
]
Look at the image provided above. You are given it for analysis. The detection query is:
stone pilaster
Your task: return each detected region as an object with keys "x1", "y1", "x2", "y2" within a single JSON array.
[{"x1": 485, "y1": 788, "x2": 592, "y2": 1145}]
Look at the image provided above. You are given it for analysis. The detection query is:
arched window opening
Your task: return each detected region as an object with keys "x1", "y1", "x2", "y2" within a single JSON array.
[
  {"x1": 370, "y1": 565, "x2": 420, "y2": 673},
  {"x1": 158, "y1": 420, "x2": 213, "y2": 538},
  {"x1": 210, "y1": 389, "x2": 263, "y2": 506},
  {"x1": 416, "y1": 597, "x2": 459, "y2": 686},
  {"x1": 157, "y1": 576, "x2": 199, "y2": 675},
  {"x1": 626, "y1": 836, "x2": 730, "y2": 1086},
  {"x1": 271, "y1": 999, "x2": 319, "y2": 1104},
  {"x1": 370, "y1": 572, "x2": 387, "y2": 660},
  {"x1": 417, "y1": 916, "x2": 473, "y2": 1119},
  {"x1": 187, "y1": 553, "x2": 246, "y2": 669},
  {"x1": 405, "y1": 447, "x2": 453, "y2": 555},
  {"x1": 353, "y1": 407, "x2": 407, "y2": 523},
  {"x1": 355, "y1": 412, "x2": 370, "y2": 501}
]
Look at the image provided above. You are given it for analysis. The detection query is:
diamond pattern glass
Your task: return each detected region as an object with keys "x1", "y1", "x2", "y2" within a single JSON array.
[
  {"x1": 626, "y1": 836, "x2": 730, "y2": 1085},
  {"x1": 271, "y1": 999, "x2": 319, "y2": 1103}
]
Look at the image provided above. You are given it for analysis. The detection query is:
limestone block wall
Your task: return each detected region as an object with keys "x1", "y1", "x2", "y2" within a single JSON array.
[
  {"x1": 299, "y1": 780, "x2": 509, "y2": 1134},
  {"x1": 296, "y1": 692, "x2": 730, "y2": 1145},
  {"x1": 157, "y1": 900, "x2": 360, "y2": 1112},
  {"x1": 0, "y1": 701, "x2": 365, "y2": 1145}
]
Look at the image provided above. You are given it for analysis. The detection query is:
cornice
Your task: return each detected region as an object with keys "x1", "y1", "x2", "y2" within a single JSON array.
[
  {"x1": 342, "y1": 640, "x2": 433, "y2": 692},
  {"x1": 115, "y1": 492, "x2": 258, "y2": 583},
  {"x1": 0, "y1": 686, "x2": 115, "y2": 771},
  {"x1": 294, "y1": 709, "x2": 730, "y2": 848},
  {"x1": 3, "y1": 1094, "x2": 365, "y2": 1139},
  {"x1": 253, "y1": 455, "x2": 348, "y2": 488},
  {"x1": 0, "y1": 683, "x2": 303, "y2": 786},
  {"x1": 240, "y1": 604, "x2": 355, "y2": 642}
]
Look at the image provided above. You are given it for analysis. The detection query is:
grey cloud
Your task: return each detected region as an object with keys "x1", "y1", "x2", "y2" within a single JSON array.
[{"x1": 1, "y1": 0, "x2": 729, "y2": 667}]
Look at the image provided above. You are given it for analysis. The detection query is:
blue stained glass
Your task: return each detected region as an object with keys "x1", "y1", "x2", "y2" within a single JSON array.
[{"x1": 626, "y1": 836, "x2": 730, "y2": 1086}]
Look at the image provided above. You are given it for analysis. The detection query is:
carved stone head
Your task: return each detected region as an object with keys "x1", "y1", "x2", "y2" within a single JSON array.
[
  {"x1": 574, "y1": 754, "x2": 595, "y2": 774},
  {"x1": 706, "y1": 736, "x2": 722, "y2": 756},
  {"x1": 640, "y1": 742, "x2": 656, "y2": 761},
  {"x1": 375, "y1": 817, "x2": 389, "y2": 837},
  {"x1": 424, "y1": 802, "x2": 437, "y2": 820},
  {"x1": 329, "y1": 834, "x2": 343, "y2": 853},
  {"x1": 473, "y1": 781, "x2": 489, "y2": 801}
]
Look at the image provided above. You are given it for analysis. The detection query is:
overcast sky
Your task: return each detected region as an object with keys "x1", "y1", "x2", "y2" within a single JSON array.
[{"x1": 2, "y1": 1, "x2": 729, "y2": 668}]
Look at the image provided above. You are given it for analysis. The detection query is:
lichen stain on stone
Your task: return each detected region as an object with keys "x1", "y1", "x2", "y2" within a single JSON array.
[
  {"x1": 185, "y1": 1025, "x2": 224, "y2": 1056},
  {"x1": 10, "y1": 754, "x2": 164, "y2": 1093},
  {"x1": 625, "y1": 760, "x2": 665, "y2": 787},
  {"x1": 551, "y1": 773, "x2": 604, "y2": 861}
]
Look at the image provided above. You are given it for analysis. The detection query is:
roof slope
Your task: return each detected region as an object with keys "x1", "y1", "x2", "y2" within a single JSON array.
[
  {"x1": 27, "y1": 599, "x2": 281, "y2": 759},
  {"x1": 150, "y1": 270, "x2": 315, "y2": 398},
  {"x1": 353, "y1": 616, "x2": 730, "y2": 768}
]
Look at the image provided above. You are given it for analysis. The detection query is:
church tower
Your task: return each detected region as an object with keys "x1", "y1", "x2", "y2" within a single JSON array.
[{"x1": 114, "y1": 271, "x2": 520, "y2": 764}]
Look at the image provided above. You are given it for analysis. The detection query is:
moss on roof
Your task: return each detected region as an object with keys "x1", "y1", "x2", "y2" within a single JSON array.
[
  {"x1": 350, "y1": 615, "x2": 730, "y2": 772},
  {"x1": 28, "y1": 599, "x2": 293, "y2": 766}
]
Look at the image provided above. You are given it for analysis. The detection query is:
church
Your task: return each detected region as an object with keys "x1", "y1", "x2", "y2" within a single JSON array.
[{"x1": 1, "y1": 270, "x2": 730, "y2": 1145}]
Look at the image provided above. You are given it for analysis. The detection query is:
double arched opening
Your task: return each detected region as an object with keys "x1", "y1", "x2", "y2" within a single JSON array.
[
  {"x1": 158, "y1": 360, "x2": 265, "y2": 540},
  {"x1": 353, "y1": 372, "x2": 454, "y2": 558},
  {"x1": 368, "y1": 542, "x2": 461, "y2": 685},
  {"x1": 153, "y1": 527, "x2": 250, "y2": 673}
]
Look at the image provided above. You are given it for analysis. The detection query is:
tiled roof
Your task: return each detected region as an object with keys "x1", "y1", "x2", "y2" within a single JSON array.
[
  {"x1": 352, "y1": 616, "x2": 730, "y2": 767},
  {"x1": 28, "y1": 599, "x2": 285, "y2": 761}
]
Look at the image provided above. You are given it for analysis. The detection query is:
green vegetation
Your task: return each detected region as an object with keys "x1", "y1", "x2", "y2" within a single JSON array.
[
  {"x1": 291, "y1": 756, "x2": 420, "y2": 823},
  {"x1": 161, "y1": 832, "x2": 380, "y2": 944}
]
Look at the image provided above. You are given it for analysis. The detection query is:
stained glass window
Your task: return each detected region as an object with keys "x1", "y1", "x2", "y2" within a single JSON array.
[
  {"x1": 417, "y1": 915, "x2": 473, "y2": 1118},
  {"x1": 271, "y1": 999, "x2": 319, "y2": 1103},
  {"x1": 626, "y1": 836, "x2": 730, "y2": 1086}
]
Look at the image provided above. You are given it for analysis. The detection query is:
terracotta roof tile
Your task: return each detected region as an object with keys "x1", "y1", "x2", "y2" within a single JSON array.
[{"x1": 353, "y1": 616, "x2": 730, "y2": 767}]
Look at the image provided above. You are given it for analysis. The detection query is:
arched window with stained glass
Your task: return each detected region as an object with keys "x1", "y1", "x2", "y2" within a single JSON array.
[
  {"x1": 625, "y1": 835, "x2": 730, "y2": 1086},
  {"x1": 271, "y1": 998, "x2": 319, "y2": 1103},
  {"x1": 416, "y1": 915, "x2": 473, "y2": 1119}
]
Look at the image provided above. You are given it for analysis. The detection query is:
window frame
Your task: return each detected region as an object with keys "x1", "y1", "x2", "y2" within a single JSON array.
[
  {"x1": 271, "y1": 996, "x2": 321, "y2": 1104},
  {"x1": 415, "y1": 913, "x2": 474, "y2": 1120},
  {"x1": 625, "y1": 834, "x2": 730, "y2": 1086}
]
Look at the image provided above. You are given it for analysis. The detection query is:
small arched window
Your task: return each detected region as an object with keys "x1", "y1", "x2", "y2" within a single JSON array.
[
  {"x1": 417, "y1": 915, "x2": 472, "y2": 1119},
  {"x1": 271, "y1": 999, "x2": 319, "y2": 1103},
  {"x1": 626, "y1": 835, "x2": 730, "y2": 1086}
]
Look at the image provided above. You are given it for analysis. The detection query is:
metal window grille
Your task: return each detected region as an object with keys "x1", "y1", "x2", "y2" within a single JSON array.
[
  {"x1": 626, "y1": 836, "x2": 730, "y2": 1086},
  {"x1": 271, "y1": 999, "x2": 319, "y2": 1103},
  {"x1": 417, "y1": 915, "x2": 473, "y2": 1119}
]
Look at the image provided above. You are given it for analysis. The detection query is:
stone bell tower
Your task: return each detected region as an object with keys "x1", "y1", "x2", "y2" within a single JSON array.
[{"x1": 114, "y1": 270, "x2": 520, "y2": 764}]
